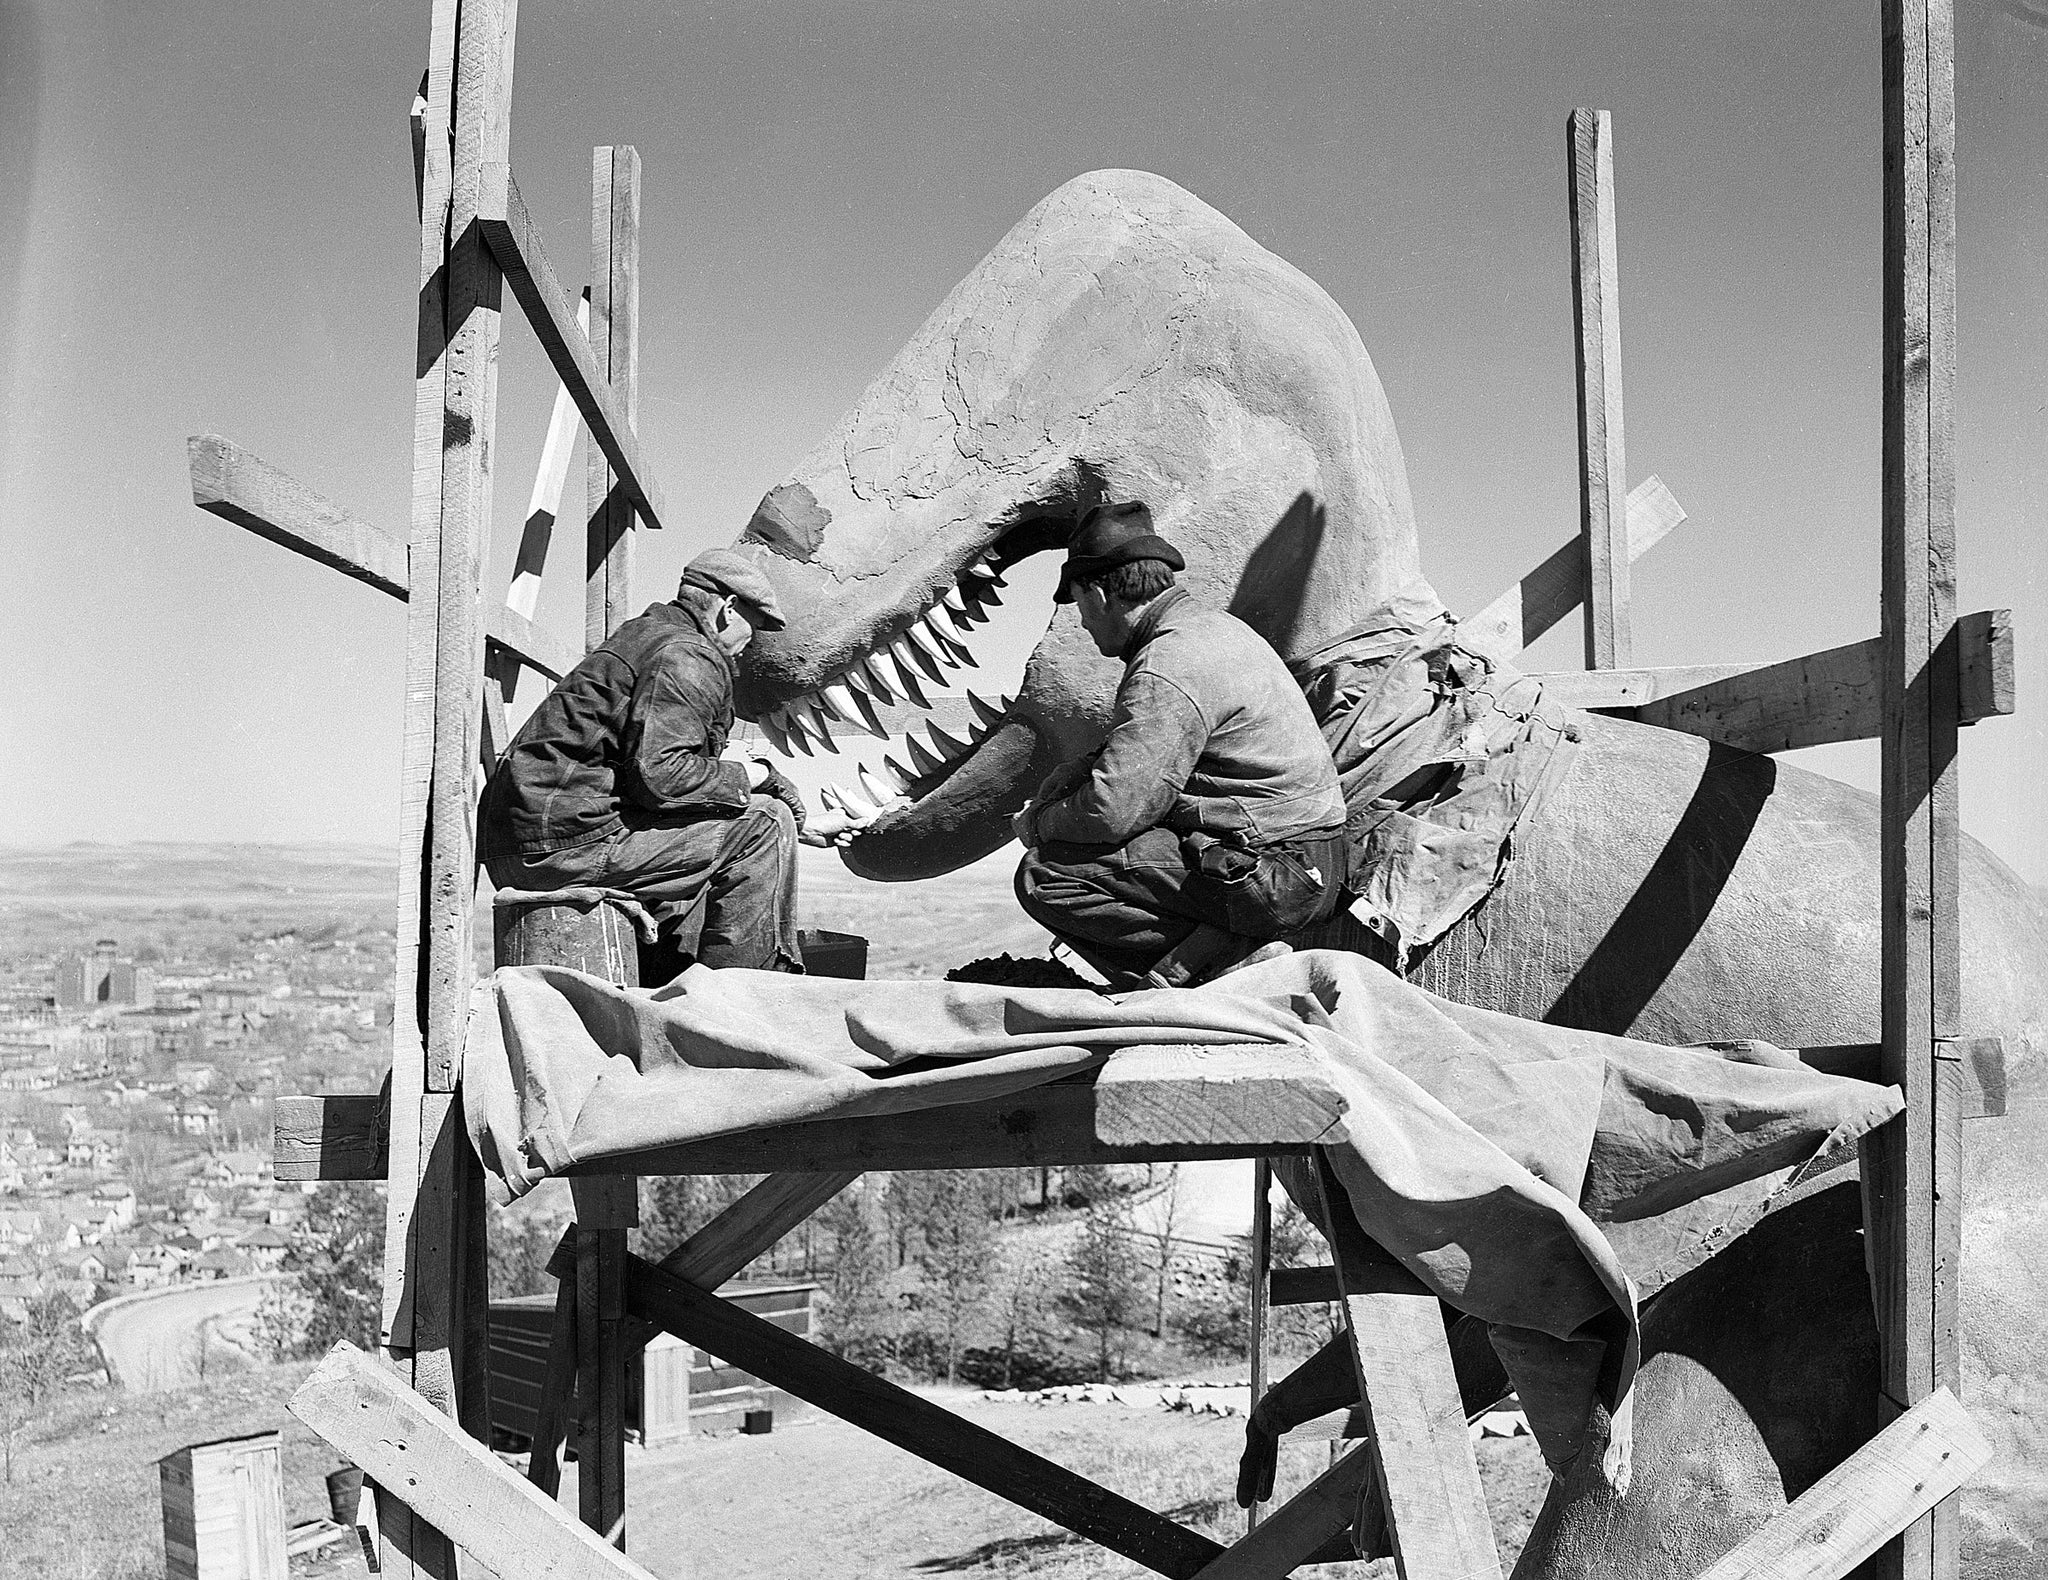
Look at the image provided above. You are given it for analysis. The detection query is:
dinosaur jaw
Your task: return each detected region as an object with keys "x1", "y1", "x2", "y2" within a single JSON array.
[{"x1": 736, "y1": 515, "x2": 1117, "y2": 880}]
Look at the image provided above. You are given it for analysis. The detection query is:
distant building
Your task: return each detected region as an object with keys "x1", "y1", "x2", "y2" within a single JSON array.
[{"x1": 55, "y1": 940, "x2": 156, "y2": 1011}]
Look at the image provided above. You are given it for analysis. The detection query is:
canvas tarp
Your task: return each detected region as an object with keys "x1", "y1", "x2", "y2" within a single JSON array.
[{"x1": 461, "y1": 949, "x2": 1900, "y2": 1488}]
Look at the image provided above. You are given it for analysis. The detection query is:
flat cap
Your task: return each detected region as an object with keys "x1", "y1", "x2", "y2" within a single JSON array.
[
  {"x1": 1053, "y1": 500, "x2": 1185, "y2": 603},
  {"x1": 680, "y1": 547, "x2": 786, "y2": 629}
]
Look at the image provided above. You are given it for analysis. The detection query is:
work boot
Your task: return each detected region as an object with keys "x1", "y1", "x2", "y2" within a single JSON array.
[{"x1": 1144, "y1": 925, "x2": 1290, "y2": 989}]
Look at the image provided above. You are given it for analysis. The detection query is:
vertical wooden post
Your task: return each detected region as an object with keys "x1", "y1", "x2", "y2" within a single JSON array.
[
  {"x1": 586, "y1": 145, "x2": 642, "y2": 651},
  {"x1": 378, "y1": 1, "x2": 517, "y2": 1574},
  {"x1": 571, "y1": 141, "x2": 645, "y2": 1552},
  {"x1": 1567, "y1": 106, "x2": 1631, "y2": 670},
  {"x1": 1865, "y1": 4, "x2": 1960, "y2": 1579},
  {"x1": 1244, "y1": 1157, "x2": 1272, "y2": 1534}
]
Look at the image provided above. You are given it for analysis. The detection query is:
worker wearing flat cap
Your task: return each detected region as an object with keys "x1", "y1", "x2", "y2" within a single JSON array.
[
  {"x1": 480, "y1": 547, "x2": 815, "y2": 978},
  {"x1": 1013, "y1": 502, "x2": 1351, "y2": 987}
]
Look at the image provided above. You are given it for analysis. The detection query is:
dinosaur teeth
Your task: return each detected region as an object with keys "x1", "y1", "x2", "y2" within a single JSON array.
[
  {"x1": 942, "y1": 586, "x2": 969, "y2": 614},
  {"x1": 904, "y1": 734, "x2": 945, "y2": 777},
  {"x1": 964, "y1": 556, "x2": 1000, "y2": 581},
  {"x1": 856, "y1": 656, "x2": 898, "y2": 706},
  {"x1": 926, "y1": 725, "x2": 970, "y2": 761},
  {"x1": 858, "y1": 766, "x2": 901, "y2": 808},
  {"x1": 968, "y1": 691, "x2": 1006, "y2": 730},
  {"x1": 879, "y1": 754, "x2": 916, "y2": 793},
  {"x1": 759, "y1": 713, "x2": 792, "y2": 757},
  {"x1": 882, "y1": 648, "x2": 931, "y2": 708},
  {"x1": 805, "y1": 701, "x2": 841, "y2": 752}
]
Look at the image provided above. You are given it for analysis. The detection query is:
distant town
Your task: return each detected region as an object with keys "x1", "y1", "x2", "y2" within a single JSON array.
[{"x1": 0, "y1": 919, "x2": 393, "y2": 1321}]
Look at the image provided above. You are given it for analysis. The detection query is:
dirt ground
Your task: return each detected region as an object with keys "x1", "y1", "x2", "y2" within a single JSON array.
[{"x1": 556, "y1": 1386, "x2": 1551, "y2": 1579}]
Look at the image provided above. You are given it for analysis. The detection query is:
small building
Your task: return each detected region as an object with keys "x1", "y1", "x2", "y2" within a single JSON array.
[
  {"x1": 206, "y1": 1152, "x2": 272, "y2": 1191},
  {"x1": 234, "y1": 1224, "x2": 289, "y2": 1272},
  {"x1": 158, "y1": 1432, "x2": 286, "y2": 1580}
]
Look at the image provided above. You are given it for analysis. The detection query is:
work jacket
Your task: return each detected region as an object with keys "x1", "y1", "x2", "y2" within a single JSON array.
[
  {"x1": 1031, "y1": 587, "x2": 1347, "y2": 850},
  {"x1": 479, "y1": 587, "x2": 753, "y2": 859}
]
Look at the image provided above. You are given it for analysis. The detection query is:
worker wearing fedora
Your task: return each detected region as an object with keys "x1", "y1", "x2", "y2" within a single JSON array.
[
  {"x1": 480, "y1": 547, "x2": 811, "y2": 979},
  {"x1": 1012, "y1": 502, "x2": 1351, "y2": 988}
]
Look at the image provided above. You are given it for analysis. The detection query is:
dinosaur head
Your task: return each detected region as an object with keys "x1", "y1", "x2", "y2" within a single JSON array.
[{"x1": 728, "y1": 168, "x2": 1439, "y2": 879}]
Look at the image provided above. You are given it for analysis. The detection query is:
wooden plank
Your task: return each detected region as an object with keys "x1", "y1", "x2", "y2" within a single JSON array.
[
  {"x1": 1867, "y1": 3, "x2": 1960, "y2": 1576},
  {"x1": 1567, "y1": 106, "x2": 1631, "y2": 670},
  {"x1": 189, "y1": 435, "x2": 408, "y2": 596},
  {"x1": 477, "y1": 162, "x2": 666, "y2": 534},
  {"x1": 509, "y1": 291, "x2": 589, "y2": 622},
  {"x1": 1311, "y1": 1155, "x2": 1502, "y2": 1580},
  {"x1": 1243, "y1": 1158, "x2": 1273, "y2": 1534},
  {"x1": 1195, "y1": 1444, "x2": 1376, "y2": 1579},
  {"x1": 1696, "y1": 1388, "x2": 1989, "y2": 1580},
  {"x1": 616, "y1": 1047, "x2": 1347, "y2": 1175},
  {"x1": 269, "y1": 1033, "x2": 2023, "y2": 1187},
  {"x1": 1459, "y1": 476, "x2": 1682, "y2": 662},
  {"x1": 189, "y1": 434, "x2": 574, "y2": 687},
  {"x1": 288, "y1": 1342, "x2": 661, "y2": 1580},
  {"x1": 1620, "y1": 610, "x2": 2010, "y2": 751},
  {"x1": 586, "y1": 146, "x2": 642, "y2": 650},
  {"x1": 527, "y1": 1254, "x2": 578, "y2": 1499},
  {"x1": 623, "y1": 1253, "x2": 1224, "y2": 1578},
  {"x1": 572, "y1": 1177, "x2": 633, "y2": 1545}
]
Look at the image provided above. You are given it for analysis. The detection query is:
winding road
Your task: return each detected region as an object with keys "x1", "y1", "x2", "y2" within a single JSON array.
[{"x1": 88, "y1": 1276, "x2": 275, "y2": 1392}]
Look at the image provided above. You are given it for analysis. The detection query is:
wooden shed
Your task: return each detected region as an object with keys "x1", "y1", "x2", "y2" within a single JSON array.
[
  {"x1": 489, "y1": 1279, "x2": 817, "y2": 1448},
  {"x1": 158, "y1": 1431, "x2": 287, "y2": 1580}
]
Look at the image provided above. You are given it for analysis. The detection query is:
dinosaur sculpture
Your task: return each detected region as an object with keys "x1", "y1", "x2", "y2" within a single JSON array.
[{"x1": 728, "y1": 169, "x2": 2048, "y2": 1573}]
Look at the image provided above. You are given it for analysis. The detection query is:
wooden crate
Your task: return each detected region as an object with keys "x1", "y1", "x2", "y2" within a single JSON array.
[{"x1": 158, "y1": 1432, "x2": 287, "y2": 1580}]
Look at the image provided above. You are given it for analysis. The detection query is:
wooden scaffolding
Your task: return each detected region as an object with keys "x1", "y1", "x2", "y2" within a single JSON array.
[{"x1": 196, "y1": 2, "x2": 2013, "y2": 1576}]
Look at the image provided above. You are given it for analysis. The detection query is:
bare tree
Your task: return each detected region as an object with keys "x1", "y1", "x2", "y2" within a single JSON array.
[
  {"x1": 1060, "y1": 1194, "x2": 1144, "y2": 1381},
  {"x1": 914, "y1": 1171, "x2": 999, "y2": 1385},
  {"x1": 1147, "y1": 1165, "x2": 1184, "y2": 1337}
]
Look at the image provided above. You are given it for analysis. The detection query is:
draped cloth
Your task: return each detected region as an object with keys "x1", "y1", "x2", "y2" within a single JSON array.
[
  {"x1": 1291, "y1": 611, "x2": 1580, "y2": 968},
  {"x1": 461, "y1": 949, "x2": 1900, "y2": 1490}
]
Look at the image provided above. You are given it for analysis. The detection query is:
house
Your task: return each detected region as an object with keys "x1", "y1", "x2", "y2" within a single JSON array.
[
  {"x1": 90, "y1": 1182, "x2": 136, "y2": 1230},
  {"x1": 235, "y1": 1223, "x2": 290, "y2": 1272},
  {"x1": 121, "y1": 1245, "x2": 175, "y2": 1289},
  {"x1": 0, "y1": 1209, "x2": 41, "y2": 1251},
  {"x1": 170, "y1": 1059, "x2": 218, "y2": 1093},
  {"x1": 165, "y1": 1231, "x2": 203, "y2": 1266},
  {"x1": 49, "y1": 1247, "x2": 108, "y2": 1285},
  {"x1": 0, "y1": 1273, "x2": 43, "y2": 1323},
  {"x1": 207, "y1": 1151, "x2": 272, "y2": 1190},
  {"x1": 173, "y1": 1099, "x2": 219, "y2": 1137},
  {"x1": 64, "y1": 1128, "x2": 116, "y2": 1172},
  {"x1": 188, "y1": 1247, "x2": 248, "y2": 1282}
]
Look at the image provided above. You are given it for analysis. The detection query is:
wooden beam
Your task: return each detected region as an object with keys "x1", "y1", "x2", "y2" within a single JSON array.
[
  {"x1": 622, "y1": 1253, "x2": 1224, "y2": 1579},
  {"x1": 1243, "y1": 1157, "x2": 1273, "y2": 1534},
  {"x1": 288, "y1": 1343, "x2": 660, "y2": 1580},
  {"x1": 586, "y1": 146, "x2": 641, "y2": 650},
  {"x1": 190, "y1": 435, "x2": 409, "y2": 596},
  {"x1": 1696, "y1": 1388, "x2": 1989, "y2": 1580},
  {"x1": 477, "y1": 162, "x2": 666, "y2": 533},
  {"x1": 1459, "y1": 476, "x2": 1682, "y2": 662},
  {"x1": 1194, "y1": 1444, "x2": 1376, "y2": 1579},
  {"x1": 188, "y1": 436, "x2": 576, "y2": 684},
  {"x1": 1868, "y1": 4, "x2": 1960, "y2": 1576},
  {"x1": 1310, "y1": 1155, "x2": 1502, "y2": 1580},
  {"x1": 526, "y1": 1258, "x2": 578, "y2": 1499},
  {"x1": 272, "y1": 1033, "x2": 2023, "y2": 1188},
  {"x1": 571, "y1": 1177, "x2": 633, "y2": 1545},
  {"x1": 508, "y1": 291, "x2": 589, "y2": 622},
  {"x1": 1532, "y1": 609, "x2": 2011, "y2": 749},
  {"x1": 1567, "y1": 106, "x2": 1631, "y2": 670}
]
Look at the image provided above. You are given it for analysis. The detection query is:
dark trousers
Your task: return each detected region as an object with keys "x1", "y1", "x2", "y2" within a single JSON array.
[
  {"x1": 1016, "y1": 825, "x2": 1348, "y2": 976},
  {"x1": 486, "y1": 795, "x2": 802, "y2": 973}
]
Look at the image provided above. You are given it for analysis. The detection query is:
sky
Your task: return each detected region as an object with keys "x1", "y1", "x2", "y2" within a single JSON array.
[{"x1": 2, "y1": 0, "x2": 2045, "y2": 882}]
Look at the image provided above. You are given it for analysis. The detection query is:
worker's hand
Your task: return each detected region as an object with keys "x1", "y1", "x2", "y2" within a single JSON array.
[{"x1": 800, "y1": 807, "x2": 867, "y2": 848}]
